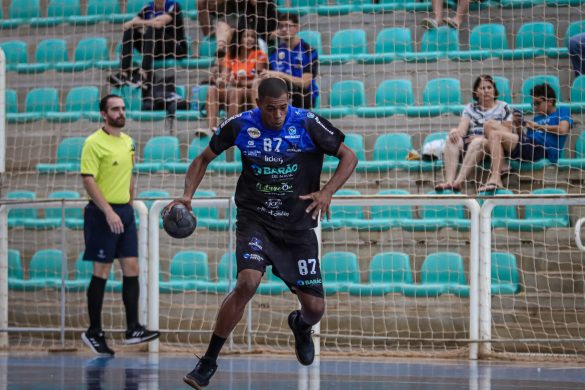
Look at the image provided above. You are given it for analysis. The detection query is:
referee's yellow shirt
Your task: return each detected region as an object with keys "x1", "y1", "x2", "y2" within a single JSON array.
[{"x1": 80, "y1": 128, "x2": 135, "y2": 204}]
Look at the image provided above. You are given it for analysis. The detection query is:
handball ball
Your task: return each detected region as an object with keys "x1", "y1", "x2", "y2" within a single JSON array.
[{"x1": 162, "y1": 203, "x2": 197, "y2": 239}]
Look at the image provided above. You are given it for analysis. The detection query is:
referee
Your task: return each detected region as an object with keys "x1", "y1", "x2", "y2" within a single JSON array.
[{"x1": 80, "y1": 94, "x2": 159, "y2": 356}]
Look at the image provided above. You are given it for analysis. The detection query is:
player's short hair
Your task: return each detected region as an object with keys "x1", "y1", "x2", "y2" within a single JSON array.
[
  {"x1": 99, "y1": 94, "x2": 122, "y2": 112},
  {"x1": 277, "y1": 12, "x2": 300, "y2": 25},
  {"x1": 531, "y1": 83, "x2": 557, "y2": 104},
  {"x1": 471, "y1": 75, "x2": 499, "y2": 101},
  {"x1": 258, "y1": 78, "x2": 289, "y2": 100}
]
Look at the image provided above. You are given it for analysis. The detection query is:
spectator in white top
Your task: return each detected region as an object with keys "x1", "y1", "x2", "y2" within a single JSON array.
[{"x1": 435, "y1": 75, "x2": 513, "y2": 192}]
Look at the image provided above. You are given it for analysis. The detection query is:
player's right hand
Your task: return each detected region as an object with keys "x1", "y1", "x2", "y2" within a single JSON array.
[
  {"x1": 105, "y1": 209, "x2": 124, "y2": 235},
  {"x1": 163, "y1": 197, "x2": 192, "y2": 214}
]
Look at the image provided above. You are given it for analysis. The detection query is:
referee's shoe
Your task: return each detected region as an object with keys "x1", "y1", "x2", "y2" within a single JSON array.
[
  {"x1": 123, "y1": 324, "x2": 160, "y2": 345},
  {"x1": 82, "y1": 329, "x2": 115, "y2": 357},
  {"x1": 288, "y1": 310, "x2": 315, "y2": 366},
  {"x1": 183, "y1": 356, "x2": 218, "y2": 389}
]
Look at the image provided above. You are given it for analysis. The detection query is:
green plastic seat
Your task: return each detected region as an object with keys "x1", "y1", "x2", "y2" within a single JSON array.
[
  {"x1": 30, "y1": 0, "x2": 81, "y2": 27},
  {"x1": 314, "y1": 80, "x2": 365, "y2": 118},
  {"x1": 316, "y1": 0, "x2": 372, "y2": 15},
  {"x1": 256, "y1": 265, "x2": 290, "y2": 295},
  {"x1": 9, "y1": 0, "x2": 41, "y2": 22},
  {"x1": 16, "y1": 39, "x2": 68, "y2": 74},
  {"x1": 564, "y1": 76, "x2": 585, "y2": 114},
  {"x1": 54, "y1": 37, "x2": 109, "y2": 72},
  {"x1": 351, "y1": 189, "x2": 415, "y2": 231},
  {"x1": 558, "y1": 130, "x2": 585, "y2": 169},
  {"x1": 547, "y1": 0, "x2": 585, "y2": 5},
  {"x1": 46, "y1": 86, "x2": 100, "y2": 123},
  {"x1": 7, "y1": 249, "x2": 25, "y2": 290},
  {"x1": 298, "y1": 30, "x2": 322, "y2": 54},
  {"x1": 323, "y1": 133, "x2": 365, "y2": 171},
  {"x1": 69, "y1": 0, "x2": 120, "y2": 25},
  {"x1": 165, "y1": 135, "x2": 226, "y2": 173},
  {"x1": 358, "y1": 27, "x2": 413, "y2": 65},
  {"x1": 65, "y1": 252, "x2": 120, "y2": 292},
  {"x1": 402, "y1": 252, "x2": 468, "y2": 297},
  {"x1": 449, "y1": 24, "x2": 507, "y2": 61},
  {"x1": 520, "y1": 75, "x2": 561, "y2": 105},
  {"x1": 195, "y1": 252, "x2": 238, "y2": 294},
  {"x1": 160, "y1": 251, "x2": 210, "y2": 293},
  {"x1": 198, "y1": 35, "x2": 217, "y2": 58},
  {"x1": 14, "y1": 249, "x2": 64, "y2": 291},
  {"x1": 9, "y1": 88, "x2": 60, "y2": 123},
  {"x1": 110, "y1": 0, "x2": 146, "y2": 23},
  {"x1": 547, "y1": 20, "x2": 585, "y2": 58},
  {"x1": 491, "y1": 252, "x2": 521, "y2": 295},
  {"x1": 356, "y1": 79, "x2": 414, "y2": 118},
  {"x1": 175, "y1": 0, "x2": 199, "y2": 19},
  {"x1": 401, "y1": 190, "x2": 468, "y2": 231},
  {"x1": 359, "y1": 133, "x2": 414, "y2": 172},
  {"x1": 321, "y1": 29, "x2": 368, "y2": 65},
  {"x1": 493, "y1": 76, "x2": 512, "y2": 104},
  {"x1": 362, "y1": 0, "x2": 433, "y2": 13},
  {"x1": 36, "y1": 137, "x2": 85, "y2": 173},
  {"x1": 348, "y1": 252, "x2": 414, "y2": 296},
  {"x1": 477, "y1": 188, "x2": 517, "y2": 228},
  {"x1": 406, "y1": 78, "x2": 462, "y2": 117},
  {"x1": 498, "y1": 22, "x2": 555, "y2": 60},
  {"x1": 499, "y1": 0, "x2": 545, "y2": 8},
  {"x1": 417, "y1": 132, "x2": 448, "y2": 171},
  {"x1": 0, "y1": 41, "x2": 28, "y2": 71},
  {"x1": 321, "y1": 251, "x2": 360, "y2": 295},
  {"x1": 23, "y1": 191, "x2": 82, "y2": 230},
  {"x1": 410, "y1": 26, "x2": 459, "y2": 62},
  {"x1": 5, "y1": 191, "x2": 37, "y2": 228},
  {"x1": 0, "y1": 6, "x2": 20, "y2": 29},
  {"x1": 5, "y1": 89, "x2": 18, "y2": 120},
  {"x1": 134, "y1": 136, "x2": 181, "y2": 173},
  {"x1": 322, "y1": 189, "x2": 364, "y2": 231},
  {"x1": 112, "y1": 85, "x2": 142, "y2": 112},
  {"x1": 504, "y1": 188, "x2": 570, "y2": 231},
  {"x1": 279, "y1": 0, "x2": 327, "y2": 15}
]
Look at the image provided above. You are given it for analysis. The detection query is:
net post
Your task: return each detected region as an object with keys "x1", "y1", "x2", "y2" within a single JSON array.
[
  {"x1": 314, "y1": 218, "x2": 322, "y2": 358},
  {"x1": 0, "y1": 205, "x2": 8, "y2": 348},
  {"x1": 479, "y1": 200, "x2": 495, "y2": 358},
  {"x1": 148, "y1": 200, "x2": 163, "y2": 353},
  {"x1": 0, "y1": 48, "x2": 5, "y2": 175},
  {"x1": 134, "y1": 201, "x2": 149, "y2": 329},
  {"x1": 465, "y1": 198, "x2": 481, "y2": 360}
]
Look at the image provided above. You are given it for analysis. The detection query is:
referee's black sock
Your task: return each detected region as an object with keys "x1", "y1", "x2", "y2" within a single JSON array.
[
  {"x1": 204, "y1": 333, "x2": 227, "y2": 361},
  {"x1": 87, "y1": 275, "x2": 107, "y2": 333},
  {"x1": 123, "y1": 276, "x2": 140, "y2": 330}
]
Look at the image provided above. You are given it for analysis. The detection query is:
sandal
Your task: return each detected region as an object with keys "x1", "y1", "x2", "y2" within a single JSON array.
[
  {"x1": 421, "y1": 18, "x2": 440, "y2": 30},
  {"x1": 435, "y1": 182, "x2": 454, "y2": 191},
  {"x1": 444, "y1": 17, "x2": 460, "y2": 30},
  {"x1": 478, "y1": 182, "x2": 502, "y2": 193}
]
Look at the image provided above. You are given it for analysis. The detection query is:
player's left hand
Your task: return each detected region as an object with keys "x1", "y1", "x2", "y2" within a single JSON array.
[{"x1": 300, "y1": 190, "x2": 333, "y2": 221}]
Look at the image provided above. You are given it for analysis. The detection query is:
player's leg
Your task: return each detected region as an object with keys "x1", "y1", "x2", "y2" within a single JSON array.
[{"x1": 289, "y1": 290, "x2": 325, "y2": 366}]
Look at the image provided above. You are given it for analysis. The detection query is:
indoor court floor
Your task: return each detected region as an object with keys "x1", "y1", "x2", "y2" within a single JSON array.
[{"x1": 2, "y1": 352, "x2": 585, "y2": 389}]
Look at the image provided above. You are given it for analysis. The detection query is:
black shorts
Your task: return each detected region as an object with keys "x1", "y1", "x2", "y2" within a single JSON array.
[
  {"x1": 236, "y1": 216, "x2": 324, "y2": 298},
  {"x1": 83, "y1": 202, "x2": 138, "y2": 263},
  {"x1": 510, "y1": 135, "x2": 546, "y2": 161}
]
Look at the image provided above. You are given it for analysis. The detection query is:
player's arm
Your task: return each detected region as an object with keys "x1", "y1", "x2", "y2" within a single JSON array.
[{"x1": 82, "y1": 175, "x2": 125, "y2": 234}]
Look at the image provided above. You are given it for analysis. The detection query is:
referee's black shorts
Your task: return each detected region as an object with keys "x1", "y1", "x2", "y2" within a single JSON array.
[{"x1": 83, "y1": 202, "x2": 138, "y2": 263}]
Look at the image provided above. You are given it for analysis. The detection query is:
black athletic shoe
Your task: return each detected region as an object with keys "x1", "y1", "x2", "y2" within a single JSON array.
[
  {"x1": 108, "y1": 72, "x2": 128, "y2": 88},
  {"x1": 126, "y1": 69, "x2": 143, "y2": 89},
  {"x1": 288, "y1": 310, "x2": 315, "y2": 366},
  {"x1": 82, "y1": 329, "x2": 115, "y2": 357},
  {"x1": 123, "y1": 324, "x2": 160, "y2": 345},
  {"x1": 183, "y1": 356, "x2": 218, "y2": 389}
]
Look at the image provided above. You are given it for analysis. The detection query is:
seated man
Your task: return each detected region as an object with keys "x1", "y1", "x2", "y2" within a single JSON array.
[
  {"x1": 482, "y1": 83, "x2": 573, "y2": 191},
  {"x1": 255, "y1": 12, "x2": 319, "y2": 109},
  {"x1": 109, "y1": 0, "x2": 188, "y2": 89}
]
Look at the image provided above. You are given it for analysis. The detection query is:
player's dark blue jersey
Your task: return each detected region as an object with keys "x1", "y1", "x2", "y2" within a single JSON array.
[{"x1": 209, "y1": 106, "x2": 345, "y2": 230}]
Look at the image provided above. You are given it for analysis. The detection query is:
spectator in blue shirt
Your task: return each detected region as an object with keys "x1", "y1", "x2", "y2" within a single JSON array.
[
  {"x1": 569, "y1": 32, "x2": 585, "y2": 76},
  {"x1": 481, "y1": 83, "x2": 573, "y2": 192},
  {"x1": 253, "y1": 13, "x2": 319, "y2": 109}
]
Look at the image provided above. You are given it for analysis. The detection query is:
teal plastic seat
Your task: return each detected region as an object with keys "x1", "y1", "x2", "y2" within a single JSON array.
[
  {"x1": 449, "y1": 24, "x2": 507, "y2": 61},
  {"x1": 23, "y1": 191, "x2": 82, "y2": 230},
  {"x1": 69, "y1": 0, "x2": 120, "y2": 25},
  {"x1": 323, "y1": 133, "x2": 365, "y2": 171},
  {"x1": 0, "y1": 41, "x2": 28, "y2": 71},
  {"x1": 256, "y1": 265, "x2": 290, "y2": 295},
  {"x1": 547, "y1": 20, "x2": 585, "y2": 58},
  {"x1": 54, "y1": 37, "x2": 109, "y2": 72},
  {"x1": 410, "y1": 26, "x2": 459, "y2": 62},
  {"x1": 65, "y1": 253, "x2": 120, "y2": 292},
  {"x1": 36, "y1": 137, "x2": 86, "y2": 173},
  {"x1": 358, "y1": 28, "x2": 413, "y2": 65},
  {"x1": 298, "y1": 30, "x2": 322, "y2": 54},
  {"x1": 348, "y1": 252, "x2": 414, "y2": 296},
  {"x1": 112, "y1": 85, "x2": 142, "y2": 112},
  {"x1": 558, "y1": 131, "x2": 585, "y2": 169},
  {"x1": 356, "y1": 79, "x2": 414, "y2": 118},
  {"x1": 361, "y1": 0, "x2": 433, "y2": 13},
  {"x1": 418, "y1": 132, "x2": 448, "y2": 171},
  {"x1": 160, "y1": 251, "x2": 210, "y2": 293},
  {"x1": 280, "y1": 0, "x2": 327, "y2": 15},
  {"x1": 134, "y1": 136, "x2": 181, "y2": 173},
  {"x1": 504, "y1": 188, "x2": 570, "y2": 231},
  {"x1": 314, "y1": 80, "x2": 365, "y2": 118},
  {"x1": 321, "y1": 29, "x2": 367, "y2": 65},
  {"x1": 111, "y1": 0, "x2": 148, "y2": 23},
  {"x1": 477, "y1": 188, "x2": 517, "y2": 228},
  {"x1": 192, "y1": 189, "x2": 230, "y2": 230},
  {"x1": 16, "y1": 39, "x2": 68, "y2": 74},
  {"x1": 401, "y1": 190, "x2": 469, "y2": 231},
  {"x1": 493, "y1": 76, "x2": 512, "y2": 104},
  {"x1": 14, "y1": 249, "x2": 64, "y2": 291},
  {"x1": 520, "y1": 75, "x2": 561, "y2": 105},
  {"x1": 491, "y1": 252, "x2": 521, "y2": 295},
  {"x1": 181, "y1": 37, "x2": 215, "y2": 69},
  {"x1": 195, "y1": 252, "x2": 238, "y2": 294},
  {"x1": 317, "y1": 0, "x2": 372, "y2": 16},
  {"x1": 498, "y1": 22, "x2": 556, "y2": 60},
  {"x1": 359, "y1": 133, "x2": 414, "y2": 172},
  {"x1": 402, "y1": 252, "x2": 468, "y2": 297},
  {"x1": 406, "y1": 78, "x2": 462, "y2": 117},
  {"x1": 565, "y1": 76, "x2": 585, "y2": 114},
  {"x1": 9, "y1": 0, "x2": 41, "y2": 24},
  {"x1": 0, "y1": 6, "x2": 20, "y2": 28},
  {"x1": 46, "y1": 86, "x2": 100, "y2": 123},
  {"x1": 8, "y1": 249, "x2": 25, "y2": 290},
  {"x1": 5, "y1": 191, "x2": 37, "y2": 228},
  {"x1": 165, "y1": 135, "x2": 226, "y2": 173},
  {"x1": 30, "y1": 0, "x2": 81, "y2": 27},
  {"x1": 351, "y1": 189, "x2": 415, "y2": 231},
  {"x1": 499, "y1": 0, "x2": 545, "y2": 8},
  {"x1": 321, "y1": 251, "x2": 360, "y2": 295},
  {"x1": 175, "y1": 0, "x2": 199, "y2": 19},
  {"x1": 10, "y1": 88, "x2": 60, "y2": 123},
  {"x1": 322, "y1": 189, "x2": 364, "y2": 231},
  {"x1": 95, "y1": 41, "x2": 126, "y2": 71}
]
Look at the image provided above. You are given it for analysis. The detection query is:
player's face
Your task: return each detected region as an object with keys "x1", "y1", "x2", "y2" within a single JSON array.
[
  {"x1": 102, "y1": 97, "x2": 126, "y2": 128},
  {"x1": 257, "y1": 94, "x2": 289, "y2": 130}
]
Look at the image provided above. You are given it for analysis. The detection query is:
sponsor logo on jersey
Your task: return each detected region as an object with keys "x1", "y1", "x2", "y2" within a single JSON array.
[
  {"x1": 247, "y1": 127, "x2": 261, "y2": 139},
  {"x1": 313, "y1": 116, "x2": 334, "y2": 135},
  {"x1": 252, "y1": 163, "x2": 298, "y2": 176},
  {"x1": 245, "y1": 150, "x2": 261, "y2": 157},
  {"x1": 247, "y1": 140, "x2": 255, "y2": 147},
  {"x1": 243, "y1": 253, "x2": 264, "y2": 262},
  {"x1": 306, "y1": 112, "x2": 315, "y2": 118},
  {"x1": 296, "y1": 278, "x2": 322, "y2": 286},
  {"x1": 256, "y1": 182, "x2": 293, "y2": 194},
  {"x1": 256, "y1": 206, "x2": 290, "y2": 217},
  {"x1": 264, "y1": 155, "x2": 283, "y2": 164},
  {"x1": 218, "y1": 112, "x2": 243, "y2": 129},
  {"x1": 266, "y1": 198, "x2": 282, "y2": 209},
  {"x1": 288, "y1": 126, "x2": 297, "y2": 136},
  {"x1": 249, "y1": 237, "x2": 263, "y2": 251}
]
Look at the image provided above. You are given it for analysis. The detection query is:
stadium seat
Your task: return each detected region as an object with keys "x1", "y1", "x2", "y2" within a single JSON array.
[
  {"x1": 361, "y1": 0, "x2": 433, "y2": 13},
  {"x1": 0, "y1": 41, "x2": 28, "y2": 71},
  {"x1": 110, "y1": 0, "x2": 146, "y2": 23},
  {"x1": 197, "y1": 252, "x2": 238, "y2": 294},
  {"x1": 401, "y1": 190, "x2": 469, "y2": 231},
  {"x1": 493, "y1": 76, "x2": 513, "y2": 104},
  {"x1": 406, "y1": 78, "x2": 463, "y2": 117},
  {"x1": 175, "y1": 84, "x2": 207, "y2": 119},
  {"x1": 402, "y1": 252, "x2": 468, "y2": 297},
  {"x1": 95, "y1": 41, "x2": 125, "y2": 71},
  {"x1": 280, "y1": 0, "x2": 328, "y2": 16},
  {"x1": 298, "y1": 30, "x2": 322, "y2": 54},
  {"x1": 0, "y1": 6, "x2": 20, "y2": 29},
  {"x1": 5, "y1": 191, "x2": 37, "y2": 228},
  {"x1": 36, "y1": 137, "x2": 86, "y2": 173},
  {"x1": 46, "y1": 86, "x2": 100, "y2": 123},
  {"x1": 321, "y1": 251, "x2": 360, "y2": 295},
  {"x1": 323, "y1": 133, "x2": 365, "y2": 170},
  {"x1": 418, "y1": 132, "x2": 448, "y2": 171},
  {"x1": 165, "y1": 135, "x2": 226, "y2": 173},
  {"x1": 356, "y1": 79, "x2": 414, "y2": 118},
  {"x1": 351, "y1": 189, "x2": 415, "y2": 231},
  {"x1": 411, "y1": 26, "x2": 459, "y2": 62},
  {"x1": 358, "y1": 133, "x2": 414, "y2": 172},
  {"x1": 322, "y1": 189, "x2": 364, "y2": 231},
  {"x1": 449, "y1": 24, "x2": 507, "y2": 61},
  {"x1": 256, "y1": 265, "x2": 290, "y2": 295},
  {"x1": 504, "y1": 188, "x2": 570, "y2": 231},
  {"x1": 12, "y1": 249, "x2": 64, "y2": 291},
  {"x1": 520, "y1": 75, "x2": 561, "y2": 105},
  {"x1": 547, "y1": 20, "x2": 585, "y2": 58},
  {"x1": 16, "y1": 39, "x2": 68, "y2": 74},
  {"x1": 360, "y1": 27, "x2": 414, "y2": 65},
  {"x1": 7, "y1": 249, "x2": 25, "y2": 290},
  {"x1": 565, "y1": 76, "x2": 585, "y2": 113},
  {"x1": 498, "y1": 22, "x2": 556, "y2": 60},
  {"x1": 175, "y1": 0, "x2": 199, "y2": 19},
  {"x1": 159, "y1": 251, "x2": 210, "y2": 293},
  {"x1": 314, "y1": 80, "x2": 365, "y2": 118},
  {"x1": 499, "y1": 0, "x2": 545, "y2": 8},
  {"x1": 30, "y1": 0, "x2": 80, "y2": 27},
  {"x1": 321, "y1": 29, "x2": 368, "y2": 65},
  {"x1": 69, "y1": 0, "x2": 120, "y2": 25},
  {"x1": 348, "y1": 252, "x2": 414, "y2": 296},
  {"x1": 9, "y1": 0, "x2": 41, "y2": 23},
  {"x1": 54, "y1": 37, "x2": 109, "y2": 72},
  {"x1": 491, "y1": 252, "x2": 521, "y2": 295},
  {"x1": 112, "y1": 85, "x2": 142, "y2": 112},
  {"x1": 316, "y1": 0, "x2": 372, "y2": 16},
  {"x1": 9, "y1": 88, "x2": 60, "y2": 123},
  {"x1": 134, "y1": 136, "x2": 181, "y2": 173},
  {"x1": 65, "y1": 252, "x2": 120, "y2": 292},
  {"x1": 191, "y1": 189, "x2": 232, "y2": 230},
  {"x1": 23, "y1": 191, "x2": 82, "y2": 230},
  {"x1": 558, "y1": 131, "x2": 585, "y2": 169},
  {"x1": 477, "y1": 188, "x2": 517, "y2": 228}
]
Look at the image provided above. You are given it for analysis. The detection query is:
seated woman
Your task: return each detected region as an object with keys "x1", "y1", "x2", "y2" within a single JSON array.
[
  {"x1": 435, "y1": 75, "x2": 513, "y2": 192},
  {"x1": 205, "y1": 28, "x2": 267, "y2": 132}
]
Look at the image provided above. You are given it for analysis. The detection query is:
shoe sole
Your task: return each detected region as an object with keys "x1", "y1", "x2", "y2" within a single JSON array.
[
  {"x1": 183, "y1": 375, "x2": 204, "y2": 389},
  {"x1": 81, "y1": 333, "x2": 115, "y2": 357},
  {"x1": 288, "y1": 312, "x2": 314, "y2": 366},
  {"x1": 123, "y1": 332, "x2": 160, "y2": 345}
]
